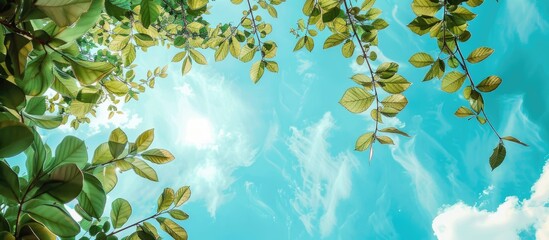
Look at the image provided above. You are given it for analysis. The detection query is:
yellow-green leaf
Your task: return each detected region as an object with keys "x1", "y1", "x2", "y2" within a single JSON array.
[
  {"x1": 35, "y1": 0, "x2": 93, "y2": 27},
  {"x1": 489, "y1": 143, "x2": 506, "y2": 170},
  {"x1": 68, "y1": 58, "x2": 115, "y2": 85},
  {"x1": 157, "y1": 188, "x2": 174, "y2": 213},
  {"x1": 409, "y1": 52, "x2": 434, "y2": 67},
  {"x1": 111, "y1": 198, "x2": 132, "y2": 229},
  {"x1": 341, "y1": 40, "x2": 355, "y2": 58},
  {"x1": 156, "y1": 217, "x2": 188, "y2": 240},
  {"x1": 108, "y1": 128, "x2": 127, "y2": 158},
  {"x1": 323, "y1": 33, "x2": 348, "y2": 49},
  {"x1": 339, "y1": 87, "x2": 375, "y2": 113},
  {"x1": 188, "y1": 0, "x2": 208, "y2": 10},
  {"x1": 141, "y1": 149, "x2": 175, "y2": 164},
  {"x1": 376, "y1": 136, "x2": 394, "y2": 145},
  {"x1": 135, "y1": 129, "x2": 155, "y2": 152},
  {"x1": 502, "y1": 136, "x2": 528, "y2": 146},
  {"x1": 174, "y1": 186, "x2": 191, "y2": 207},
  {"x1": 467, "y1": 47, "x2": 494, "y2": 63},
  {"x1": 381, "y1": 94, "x2": 408, "y2": 111},
  {"x1": 104, "y1": 81, "x2": 129, "y2": 96},
  {"x1": 250, "y1": 60, "x2": 265, "y2": 83},
  {"x1": 476, "y1": 76, "x2": 501, "y2": 92},
  {"x1": 379, "y1": 127, "x2": 410, "y2": 137},
  {"x1": 441, "y1": 71, "x2": 466, "y2": 93},
  {"x1": 181, "y1": 56, "x2": 192, "y2": 75},
  {"x1": 355, "y1": 132, "x2": 374, "y2": 151},
  {"x1": 454, "y1": 106, "x2": 475, "y2": 117},
  {"x1": 189, "y1": 49, "x2": 207, "y2": 65}
]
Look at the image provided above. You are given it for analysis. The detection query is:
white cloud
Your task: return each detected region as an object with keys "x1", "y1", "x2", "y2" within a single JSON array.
[
  {"x1": 288, "y1": 112, "x2": 359, "y2": 238},
  {"x1": 297, "y1": 58, "x2": 313, "y2": 75},
  {"x1": 433, "y1": 159, "x2": 549, "y2": 240},
  {"x1": 505, "y1": 0, "x2": 548, "y2": 43},
  {"x1": 245, "y1": 181, "x2": 276, "y2": 220}
]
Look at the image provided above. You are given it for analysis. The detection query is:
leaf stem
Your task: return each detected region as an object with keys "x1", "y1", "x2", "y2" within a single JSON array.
[{"x1": 246, "y1": 0, "x2": 264, "y2": 59}]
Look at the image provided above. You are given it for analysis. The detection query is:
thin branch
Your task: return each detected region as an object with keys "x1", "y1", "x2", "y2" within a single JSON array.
[{"x1": 246, "y1": 0, "x2": 264, "y2": 58}]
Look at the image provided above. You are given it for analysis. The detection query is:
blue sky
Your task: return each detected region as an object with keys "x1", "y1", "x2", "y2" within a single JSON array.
[{"x1": 37, "y1": 0, "x2": 549, "y2": 239}]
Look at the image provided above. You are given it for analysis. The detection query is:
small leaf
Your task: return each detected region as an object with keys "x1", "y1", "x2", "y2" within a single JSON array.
[
  {"x1": 379, "y1": 127, "x2": 410, "y2": 137},
  {"x1": 467, "y1": 47, "x2": 494, "y2": 63},
  {"x1": 441, "y1": 71, "x2": 466, "y2": 93},
  {"x1": 409, "y1": 52, "x2": 434, "y2": 67},
  {"x1": 157, "y1": 188, "x2": 174, "y2": 213},
  {"x1": 135, "y1": 129, "x2": 155, "y2": 152},
  {"x1": 502, "y1": 136, "x2": 528, "y2": 146},
  {"x1": 489, "y1": 143, "x2": 506, "y2": 170},
  {"x1": 111, "y1": 198, "x2": 132, "y2": 229},
  {"x1": 476, "y1": 76, "x2": 501, "y2": 92},
  {"x1": 129, "y1": 158, "x2": 158, "y2": 181},
  {"x1": 339, "y1": 87, "x2": 375, "y2": 113},
  {"x1": 174, "y1": 186, "x2": 191, "y2": 207},
  {"x1": 454, "y1": 106, "x2": 475, "y2": 117},
  {"x1": 156, "y1": 217, "x2": 188, "y2": 240},
  {"x1": 109, "y1": 128, "x2": 128, "y2": 158},
  {"x1": 323, "y1": 33, "x2": 348, "y2": 49},
  {"x1": 355, "y1": 132, "x2": 374, "y2": 151},
  {"x1": 169, "y1": 209, "x2": 189, "y2": 220},
  {"x1": 189, "y1": 49, "x2": 207, "y2": 65},
  {"x1": 250, "y1": 60, "x2": 265, "y2": 83},
  {"x1": 376, "y1": 136, "x2": 394, "y2": 145}
]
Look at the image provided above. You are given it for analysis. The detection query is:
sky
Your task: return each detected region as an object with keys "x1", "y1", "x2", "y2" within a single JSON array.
[{"x1": 35, "y1": 0, "x2": 549, "y2": 239}]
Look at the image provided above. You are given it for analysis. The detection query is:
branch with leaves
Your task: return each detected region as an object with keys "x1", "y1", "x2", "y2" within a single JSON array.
[{"x1": 407, "y1": 0, "x2": 527, "y2": 170}]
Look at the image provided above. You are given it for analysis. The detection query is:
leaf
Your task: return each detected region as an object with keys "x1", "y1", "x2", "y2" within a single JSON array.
[
  {"x1": 0, "y1": 120, "x2": 34, "y2": 158},
  {"x1": 381, "y1": 94, "x2": 408, "y2": 111},
  {"x1": 174, "y1": 186, "x2": 191, "y2": 207},
  {"x1": 189, "y1": 49, "x2": 207, "y2": 65},
  {"x1": 140, "y1": 0, "x2": 160, "y2": 28},
  {"x1": 441, "y1": 71, "x2": 466, "y2": 93},
  {"x1": 104, "y1": 81, "x2": 129, "y2": 96},
  {"x1": 339, "y1": 87, "x2": 375, "y2": 113},
  {"x1": 156, "y1": 217, "x2": 188, "y2": 240},
  {"x1": 489, "y1": 143, "x2": 506, "y2": 170},
  {"x1": 25, "y1": 96, "x2": 47, "y2": 115},
  {"x1": 467, "y1": 47, "x2": 494, "y2": 63},
  {"x1": 502, "y1": 136, "x2": 528, "y2": 146},
  {"x1": 341, "y1": 40, "x2": 355, "y2": 58},
  {"x1": 111, "y1": 198, "x2": 132, "y2": 229},
  {"x1": 476, "y1": 76, "x2": 501, "y2": 92},
  {"x1": 355, "y1": 132, "x2": 374, "y2": 151},
  {"x1": 181, "y1": 56, "x2": 192, "y2": 75},
  {"x1": 351, "y1": 74, "x2": 371, "y2": 86},
  {"x1": 68, "y1": 58, "x2": 115, "y2": 85},
  {"x1": 169, "y1": 209, "x2": 189, "y2": 220},
  {"x1": 411, "y1": 0, "x2": 442, "y2": 16},
  {"x1": 19, "y1": 222, "x2": 56, "y2": 240},
  {"x1": 17, "y1": 52, "x2": 54, "y2": 96},
  {"x1": 376, "y1": 136, "x2": 394, "y2": 145},
  {"x1": 141, "y1": 149, "x2": 175, "y2": 164},
  {"x1": 135, "y1": 129, "x2": 155, "y2": 152},
  {"x1": 93, "y1": 166, "x2": 118, "y2": 193},
  {"x1": 409, "y1": 52, "x2": 434, "y2": 67},
  {"x1": 375, "y1": 62, "x2": 399, "y2": 79},
  {"x1": 215, "y1": 41, "x2": 229, "y2": 62},
  {"x1": 35, "y1": 164, "x2": 83, "y2": 204},
  {"x1": 265, "y1": 61, "x2": 279, "y2": 73},
  {"x1": 0, "y1": 80, "x2": 25, "y2": 110},
  {"x1": 379, "y1": 127, "x2": 410, "y2": 137},
  {"x1": 24, "y1": 200, "x2": 80, "y2": 237},
  {"x1": 323, "y1": 33, "x2": 348, "y2": 49},
  {"x1": 44, "y1": 136, "x2": 87, "y2": 171},
  {"x1": 35, "y1": 0, "x2": 93, "y2": 27},
  {"x1": 188, "y1": 0, "x2": 208, "y2": 10},
  {"x1": 378, "y1": 74, "x2": 411, "y2": 94},
  {"x1": 26, "y1": 129, "x2": 47, "y2": 179},
  {"x1": 250, "y1": 60, "x2": 265, "y2": 83},
  {"x1": 52, "y1": 0, "x2": 104, "y2": 42},
  {"x1": 77, "y1": 173, "x2": 106, "y2": 218},
  {"x1": 109, "y1": 128, "x2": 128, "y2": 158},
  {"x1": 0, "y1": 161, "x2": 20, "y2": 202},
  {"x1": 92, "y1": 142, "x2": 114, "y2": 164},
  {"x1": 157, "y1": 188, "x2": 174, "y2": 213},
  {"x1": 454, "y1": 106, "x2": 475, "y2": 117},
  {"x1": 172, "y1": 51, "x2": 186, "y2": 62},
  {"x1": 370, "y1": 109, "x2": 382, "y2": 123},
  {"x1": 129, "y1": 158, "x2": 158, "y2": 181}
]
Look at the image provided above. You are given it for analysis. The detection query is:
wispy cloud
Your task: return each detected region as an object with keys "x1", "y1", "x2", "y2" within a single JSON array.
[
  {"x1": 505, "y1": 0, "x2": 548, "y2": 43},
  {"x1": 245, "y1": 181, "x2": 276, "y2": 220},
  {"x1": 287, "y1": 112, "x2": 359, "y2": 237},
  {"x1": 433, "y1": 159, "x2": 549, "y2": 240}
]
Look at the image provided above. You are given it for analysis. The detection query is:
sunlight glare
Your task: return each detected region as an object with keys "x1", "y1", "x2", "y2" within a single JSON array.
[{"x1": 183, "y1": 116, "x2": 215, "y2": 148}]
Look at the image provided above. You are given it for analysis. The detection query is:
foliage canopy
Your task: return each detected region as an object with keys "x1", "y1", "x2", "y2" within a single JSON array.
[{"x1": 0, "y1": 0, "x2": 526, "y2": 239}]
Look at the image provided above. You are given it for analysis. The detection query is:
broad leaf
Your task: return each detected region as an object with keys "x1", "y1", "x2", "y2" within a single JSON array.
[
  {"x1": 24, "y1": 200, "x2": 80, "y2": 237},
  {"x1": 111, "y1": 198, "x2": 132, "y2": 229},
  {"x1": 174, "y1": 186, "x2": 191, "y2": 207},
  {"x1": 441, "y1": 71, "x2": 466, "y2": 93},
  {"x1": 489, "y1": 143, "x2": 506, "y2": 170},
  {"x1": 35, "y1": 164, "x2": 83, "y2": 203},
  {"x1": 141, "y1": 149, "x2": 175, "y2": 164},
  {"x1": 467, "y1": 47, "x2": 494, "y2": 63},
  {"x1": 35, "y1": 0, "x2": 93, "y2": 27},
  {"x1": 156, "y1": 217, "x2": 188, "y2": 240},
  {"x1": 108, "y1": 128, "x2": 128, "y2": 158},
  {"x1": 339, "y1": 87, "x2": 375, "y2": 113},
  {"x1": 77, "y1": 173, "x2": 106, "y2": 218},
  {"x1": 0, "y1": 120, "x2": 34, "y2": 158},
  {"x1": 46, "y1": 136, "x2": 87, "y2": 170},
  {"x1": 0, "y1": 161, "x2": 20, "y2": 202},
  {"x1": 157, "y1": 188, "x2": 174, "y2": 212},
  {"x1": 355, "y1": 132, "x2": 374, "y2": 151}
]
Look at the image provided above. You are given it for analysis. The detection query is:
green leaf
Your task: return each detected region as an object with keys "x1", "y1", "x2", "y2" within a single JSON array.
[
  {"x1": 92, "y1": 142, "x2": 114, "y2": 164},
  {"x1": 35, "y1": 164, "x2": 83, "y2": 204},
  {"x1": 104, "y1": 81, "x2": 129, "y2": 96},
  {"x1": 250, "y1": 60, "x2": 265, "y2": 83},
  {"x1": 0, "y1": 79, "x2": 25, "y2": 110},
  {"x1": 341, "y1": 40, "x2": 355, "y2": 58},
  {"x1": 140, "y1": 0, "x2": 160, "y2": 28},
  {"x1": 476, "y1": 76, "x2": 501, "y2": 92},
  {"x1": 323, "y1": 33, "x2": 348, "y2": 49},
  {"x1": 25, "y1": 97, "x2": 47, "y2": 115},
  {"x1": 0, "y1": 161, "x2": 20, "y2": 202},
  {"x1": 424, "y1": 58, "x2": 445, "y2": 81},
  {"x1": 52, "y1": 0, "x2": 104, "y2": 42},
  {"x1": 441, "y1": 71, "x2": 466, "y2": 93},
  {"x1": 24, "y1": 200, "x2": 80, "y2": 237},
  {"x1": 376, "y1": 136, "x2": 394, "y2": 145},
  {"x1": 181, "y1": 56, "x2": 192, "y2": 75},
  {"x1": 169, "y1": 209, "x2": 189, "y2": 220},
  {"x1": 375, "y1": 62, "x2": 399, "y2": 79},
  {"x1": 188, "y1": 0, "x2": 208, "y2": 10},
  {"x1": 409, "y1": 52, "x2": 434, "y2": 67},
  {"x1": 77, "y1": 173, "x2": 106, "y2": 218},
  {"x1": 26, "y1": 129, "x2": 47, "y2": 179},
  {"x1": 0, "y1": 120, "x2": 34, "y2": 158},
  {"x1": 379, "y1": 127, "x2": 410, "y2": 137},
  {"x1": 355, "y1": 132, "x2": 374, "y2": 151},
  {"x1": 35, "y1": 0, "x2": 93, "y2": 27},
  {"x1": 466, "y1": 0, "x2": 484, "y2": 7},
  {"x1": 19, "y1": 222, "x2": 56, "y2": 240},
  {"x1": 129, "y1": 158, "x2": 158, "y2": 181},
  {"x1": 46, "y1": 135, "x2": 87, "y2": 170},
  {"x1": 265, "y1": 61, "x2": 279, "y2": 73},
  {"x1": 215, "y1": 41, "x2": 230, "y2": 62},
  {"x1": 372, "y1": 19, "x2": 389, "y2": 30},
  {"x1": 339, "y1": 87, "x2": 375, "y2": 113},
  {"x1": 454, "y1": 106, "x2": 475, "y2": 117},
  {"x1": 156, "y1": 217, "x2": 188, "y2": 240},
  {"x1": 411, "y1": 0, "x2": 442, "y2": 16},
  {"x1": 381, "y1": 94, "x2": 408, "y2": 111},
  {"x1": 370, "y1": 108, "x2": 382, "y2": 123},
  {"x1": 16, "y1": 52, "x2": 54, "y2": 96},
  {"x1": 467, "y1": 47, "x2": 494, "y2": 63},
  {"x1": 502, "y1": 136, "x2": 528, "y2": 147},
  {"x1": 135, "y1": 129, "x2": 155, "y2": 152},
  {"x1": 93, "y1": 165, "x2": 118, "y2": 193},
  {"x1": 111, "y1": 198, "x2": 132, "y2": 229},
  {"x1": 108, "y1": 128, "x2": 128, "y2": 158},
  {"x1": 350, "y1": 74, "x2": 372, "y2": 86},
  {"x1": 378, "y1": 74, "x2": 411, "y2": 94},
  {"x1": 141, "y1": 149, "x2": 175, "y2": 164},
  {"x1": 174, "y1": 186, "x2": 191, "y2": 207},
  {"x1": 489, "y1": 143, "x2": 506, "y2": 170},
  {"x1": 157, "y1": 188, "x2": 174, "y2": 213},
  {"x1": 68, "y1": 58, "x2": 115, "y2": 85},
  {"x1": 407, "y1": 16, "x2": 440, "y2": 36},
  {"x1": 189, "y1": 49, "x2": 207, "y2": 65}
]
